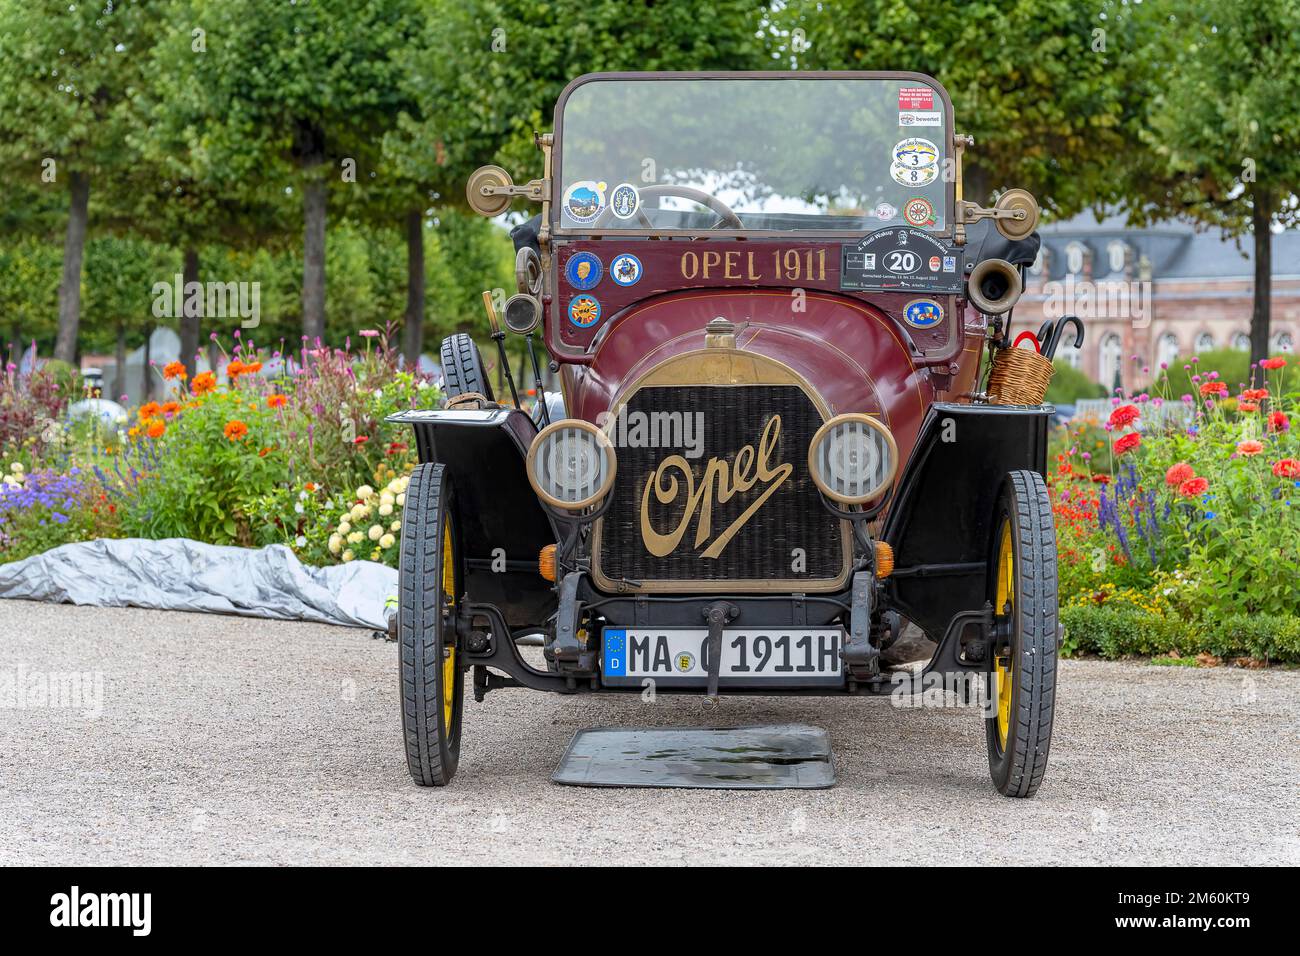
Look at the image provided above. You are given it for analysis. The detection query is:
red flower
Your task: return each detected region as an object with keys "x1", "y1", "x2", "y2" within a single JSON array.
[
  {"x1": 1091, "y1": 474, "x2": 1110, "y2": 484},
  {"x1": 1272, "y1": 458, "x2": 1300, "y2": 479},
  {"x1": 1260, "y1": 358, "x2": 1287, "y2": 370},
  {"x1": 1114, "y1": 432, "x2": 1141, "y2": 455},
  {"x1": 1237, "y1": 439, "x2": 1264, "y2": 457},
  {"x1": 353, "y1": 435, "x2": 370, "y2": 445},
  {"x1": 1178, "y1": 477, "x2": 1209, "y2": 498},
  {"x1": 1269, "y1": 411, "x2": 1290, "y2": 433},
  {"x1": 1199, "y1": 381, "x2": 1228, "y2": 398},
  {"x1": 1241, "y1": 388, "x2": 1269, "y2": 402},
  {"x1": 1165, "y1": 462, "x2": 1195, "y2": 487},
  {"x1": 1108, "y1": 404, "x2": 1140, "y2": 428}
]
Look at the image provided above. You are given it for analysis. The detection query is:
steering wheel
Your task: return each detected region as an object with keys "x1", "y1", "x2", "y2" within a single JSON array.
[{"x1": 592, "y1": 184, "x2": 744, "y2": 230}]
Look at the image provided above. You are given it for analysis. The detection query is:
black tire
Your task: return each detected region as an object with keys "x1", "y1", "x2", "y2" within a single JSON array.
[
  {"x1": 399, "y1": 462, "x2": 464, "y2": 786},
  {"x1": 985, "y1": 469, "x2": 1058, "y2": 798},
  {"x1": 440, "y1": 332, "x2": 495, "y2": 402}
]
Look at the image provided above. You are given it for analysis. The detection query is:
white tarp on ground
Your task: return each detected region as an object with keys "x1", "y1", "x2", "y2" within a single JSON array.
[{"x1": 0, "y1": 538, "x2": 397, "y2": 630}]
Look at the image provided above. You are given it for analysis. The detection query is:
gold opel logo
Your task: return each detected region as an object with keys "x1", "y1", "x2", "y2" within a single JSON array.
[{"x1": 640, "y1": 416, "x2": 792, "y2": 559}]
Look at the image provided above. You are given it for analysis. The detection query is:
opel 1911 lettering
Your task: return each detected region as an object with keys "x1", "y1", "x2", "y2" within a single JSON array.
[{"x1": 390, "y1": 71, "x2": 1067, "y2": 796}]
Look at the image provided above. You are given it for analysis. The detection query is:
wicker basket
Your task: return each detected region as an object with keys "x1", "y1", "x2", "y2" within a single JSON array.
[{"x1": 987, "y1": 344, "x2": 1054, "y2": 405}]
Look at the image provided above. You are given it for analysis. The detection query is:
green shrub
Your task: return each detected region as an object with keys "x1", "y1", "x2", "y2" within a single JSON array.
[
  {"x1": 1045, "y1": 360, "x2": 1107, "y2": 405},
  {"x1": 1061, "y1": 603, "x2": 1300, "y2": 663}
]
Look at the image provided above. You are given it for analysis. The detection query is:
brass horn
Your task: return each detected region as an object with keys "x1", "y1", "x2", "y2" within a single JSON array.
[{"x1": 967, "y1": 258, "x2": 1024, "y2": 315}]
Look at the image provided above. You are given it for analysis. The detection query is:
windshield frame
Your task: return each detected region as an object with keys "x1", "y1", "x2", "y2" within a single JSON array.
[{"x1": 551, "y1": 70, "x2": 958, "y2": 240}]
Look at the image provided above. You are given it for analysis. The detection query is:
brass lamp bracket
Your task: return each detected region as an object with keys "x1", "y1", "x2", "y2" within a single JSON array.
[
  {"x1": 466, "y1": 164, "x2": 551, "y2": 216},
  {"x1": 954, "y1": 188, "x2": 1040, "y2": 243}
]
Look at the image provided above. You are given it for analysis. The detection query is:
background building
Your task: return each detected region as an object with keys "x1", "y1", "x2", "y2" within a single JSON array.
[{"x1": 1014, "y1": 214, "x2": 1299, "y2": 393}]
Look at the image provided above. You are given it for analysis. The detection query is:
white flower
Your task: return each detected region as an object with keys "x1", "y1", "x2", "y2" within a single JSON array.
[
  {"x1": 356, "y1": 484, "x2": 375, "y2": 500},
  {"x1": 347, "y1": 531, "x2": 364, "y2": 544},
  {"x1": 390, "y1": 520, "x2": 401, "y2": 532},
  {"x1": 417, "y1": 381, "x2": 429, "y2": 390},
  {"x1": 337, "y1": 520, "x2": 351, "y2": 535},
  {"x1": 298, "y1": 490, "x2": 309, "y2": 501},
  {"x1": 368, "y1": 524, "x2": 383, "y2": 541},
  {"x1": 10, "y1": 462, "x2": 24, "y2": 474},
  {"x1": 395, "y1": 493, "x2": 405, "y2": 507},
  {"x1": 374, "y1": 388, "x2": 384, "y2": 399},
  {"x1": 378, "y1": 502, "x2": 393, "y2": 517},
  {"x1": 342, "y1": 549, "x2": 354, "y2": 563},
  {"x1": 328, "y1": 534, "x2": 343, "y2": 554},
  {"x1": 294, "y1": 503, "x2": 304, "y2": 514},
  {"x1": 380, "y1": 491, "x2": 395, "y2": 506},
  {"x1": 295, "y1": 535, "x2": 307, "y2": 547},
  {"x1": 350, "y1": 503, "x2": 367, "y2": 522},
  {"x1": 379, "y1": 533, "x2": 395, "y2": 549}
]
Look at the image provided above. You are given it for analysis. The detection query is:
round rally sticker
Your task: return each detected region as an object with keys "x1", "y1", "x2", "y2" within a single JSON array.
[
  {"x1": 562, "y1": 180, "x2": 607, "y2": 225},
  {"x1": 609, "y1": 253, "x2": 643, "y2": 286},
  {"x1": 569, "y1": 295, "x2": 602, "y2": 328},
  {"x1": 904, "y1": 198, "x2": 936, "y2": 227},
  {"x1": 608, "y1": 183, "x2": 640, "y2": 220},
  {"x1": 903, "y1": 298, "x2": 944, "y2": 330},
  {"x1": 565, "y1": 251, "x2": 602, "y2": 290}
]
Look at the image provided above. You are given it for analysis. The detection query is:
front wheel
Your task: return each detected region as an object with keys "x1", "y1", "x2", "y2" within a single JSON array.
[
  {"x1": 399, "y1": 462, "x2": 464, "y2": 786},
  {"x1": 985, "y1": 469, "x2": 1058, "y2": 798}
]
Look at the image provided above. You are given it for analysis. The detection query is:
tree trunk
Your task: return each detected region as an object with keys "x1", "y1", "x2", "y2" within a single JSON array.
[
  {"x1": 180, "y1": 246, "x2": 201, "y2": 378},
  {"x1": 402, "y1": 208, "x2": 426, "y2": 367},
  {"x1": 141, "y1": 328, "x2": 152, "y2": 403},
  {"x1": 302, "y1": 178, "x2": 327, "y2": 343},
  {"x1": 1249, "y1": 189, "x2": 1274, "y2": 371},
  {"x1": 54, "y1": 171, "x2": 90, "y2": 365},
  {"x1": 113, "y1": 321, "x2": 126, "y2": 401}
]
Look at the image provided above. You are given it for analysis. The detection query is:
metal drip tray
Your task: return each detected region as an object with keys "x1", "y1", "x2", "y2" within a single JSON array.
[{"x1": 552, "y1": 723, "x2": 835, "y2": 789}]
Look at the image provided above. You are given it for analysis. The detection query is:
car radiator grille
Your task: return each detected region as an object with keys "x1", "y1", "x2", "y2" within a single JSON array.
[{"x1": 596, "y1": 384, "x2": 846, "y2": 588}]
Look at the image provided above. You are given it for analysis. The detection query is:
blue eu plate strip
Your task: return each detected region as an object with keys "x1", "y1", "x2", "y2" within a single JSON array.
[{"x1": 603, "y1": 629, "x2": 627, "y2": 677}]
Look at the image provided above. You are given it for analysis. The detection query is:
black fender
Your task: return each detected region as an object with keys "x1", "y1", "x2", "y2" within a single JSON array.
[
  {"x1": 388, "y1": 407, "x2": 557, "y2": 628},
  {"x1": 880, "y1": 402, "x2": 1052, "y2": 642}
]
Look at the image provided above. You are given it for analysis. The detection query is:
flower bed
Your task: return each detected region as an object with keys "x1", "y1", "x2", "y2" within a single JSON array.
[
  {"x1": 1051, "y1": 355, "x2": 1299, "y2": 664},
  {"x1": 2, "y1": 327, "x2": 440, "y2": 569}
]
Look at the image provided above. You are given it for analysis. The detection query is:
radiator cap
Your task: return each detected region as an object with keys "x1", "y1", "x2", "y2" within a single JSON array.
[{"x1": 704, "y1": 316, "x2": 736, "y2": 349}]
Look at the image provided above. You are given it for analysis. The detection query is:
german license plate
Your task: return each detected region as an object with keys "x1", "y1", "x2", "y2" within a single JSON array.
[{"x1": 601, "y1": 628, "x2": 844, "y2": 688}]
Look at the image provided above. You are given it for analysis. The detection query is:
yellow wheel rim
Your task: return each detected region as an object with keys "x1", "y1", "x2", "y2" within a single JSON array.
[
  {"x1": 441, "y1": 521, "x2": 456, "y2": 729},
  {"x1": 994, "y1": 521, "x2": 1014, "y2": 751}
]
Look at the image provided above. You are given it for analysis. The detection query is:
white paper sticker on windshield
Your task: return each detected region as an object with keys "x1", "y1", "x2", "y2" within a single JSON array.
[
  {"x1": 563, "y1": 180, "x2": 607, "y2": 225},
  {"x1": 609, "y1": 183, "x2": 640, "y2": 220},
  {"x1": 898, "y1": 110, "x2": 942, "y2": 127}
]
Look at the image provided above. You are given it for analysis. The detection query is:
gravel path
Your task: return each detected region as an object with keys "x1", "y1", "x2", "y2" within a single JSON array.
[{"x1": 1, "y1": 600, "x2": 1296, "y2": 865}]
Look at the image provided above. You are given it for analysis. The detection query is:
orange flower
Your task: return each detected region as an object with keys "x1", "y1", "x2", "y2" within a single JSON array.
[
  {"x1": 304, "y1": 482, "x2": 318, "y2": 492},
  {"x1": 226, "y1": 359, "x2": 245, "y2": 378},
  {"x1": 1272, "y1": 458, "x2": 1300, "y2": 479},
  {"x1": 243, "y1": 361, "x2": 262, "y2": 374},
  {"x1": 1165, "y1": 462, "x2": 1195, "y2": 487},
  {"x1": 1114, "y1": 432, "x2": 1141, "y2": 455},
  {"x1": 1238, "y1": 401, "x2": 1259, "y2": 412},
  {"x1": 127, "y1": 426, "x2": 140, "y2": 440},
  {"x1": 138, "y1": 401, "x2": 161, "y2": 420},
  {"x1": 1236, "y1": 439, "x2": 1264, "y2": 457},
  {"x1": 1199, "y1": 381, "x2": 1228, "y2": 398},
  {"x1": 223, "y1": 420, "x2": 249, "y2": 441},
  {"x1": 162, "y1": 361, "x2": 187, "y2": 381},
  {"x1": 161, "y1": 401, "x2": 181, "y2": 416},
  {"x1": 192, "y1": 372, "x2": 217, "y2": 395},
  {"x1": 1241, "y1": 388, "x2": 1269, "y2": 402},
  {"x1": 1260, "y1": 357, "x2": 1287, "y2": 370},
  {"x1": 146, "y1": 419, "x2": 166, "y2": 439},
  {"x1": 258, "y1": 446, "x2": 272, "y2": 458},
  {"x1": 266, "y1": 393, "x2": 287, "y2": 409},
  {"x1": 1178, "y1": 476, "x2": 1209, "y2": 497}
]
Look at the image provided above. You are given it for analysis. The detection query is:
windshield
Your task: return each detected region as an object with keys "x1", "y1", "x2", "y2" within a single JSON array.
[{"x1": 555, "y1": 75, "x2": 950, "y2": 234}]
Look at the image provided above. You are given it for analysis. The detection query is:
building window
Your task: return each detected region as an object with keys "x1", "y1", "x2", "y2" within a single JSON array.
[
  {"x1": 1231, "y1": 333, "x2": 1251, "y2": 351},
  {"x1": 1157, "y1": 333, "x2": 1180, "y2": 369},
  {"x1": 1100, "y1": 333, "x2": 1123, "y2": 391},
  {"x1": 1056, "y1": 337, "x2": 1082, "y2": 369},
  {"x1": 1195, "y1": 332, "x2": 1215, "y2": 354},
  {"x1": 1273, "y1": 332, "x2": 1294, "y2": 353},
  {"x1": 1107, "y1": 240, "x2": 1127, "y2": 274},
  {"x1": 1066, "y1": 242, "x2": 1086, "y2": 275}
]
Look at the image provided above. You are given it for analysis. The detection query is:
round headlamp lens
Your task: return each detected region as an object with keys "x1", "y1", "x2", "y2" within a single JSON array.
[
  {"x1": 527, "y1": 419, "x2": 616, "y2": 510},
  {"x1": 809, "y1": 414, "x2": 898, "y2": 504}
]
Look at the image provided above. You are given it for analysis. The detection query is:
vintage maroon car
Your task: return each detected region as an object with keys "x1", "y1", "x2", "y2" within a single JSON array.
[{"x1": 391, "y1": 71, "x2": 1061, "y2": 796}]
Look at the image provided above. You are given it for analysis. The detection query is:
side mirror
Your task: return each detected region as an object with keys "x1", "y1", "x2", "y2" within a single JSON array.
[
  {"x1": 955, "y1": 187, "x2": 1040, "y2": 242},
  {"x1": 466, "y1": 164, "x2": 549, "y2": 218}
]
